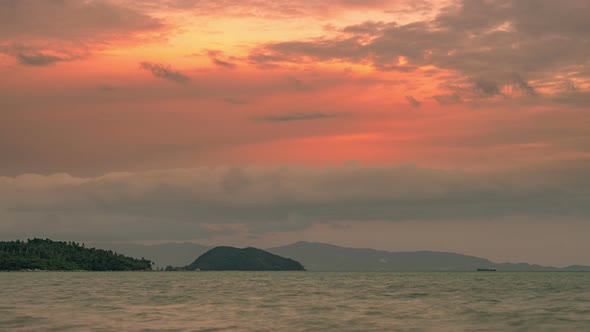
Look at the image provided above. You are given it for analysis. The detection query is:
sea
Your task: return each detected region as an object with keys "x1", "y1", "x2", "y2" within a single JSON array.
[{"x1": 1, "y1": 272, "x2": 589, "y2": 331}]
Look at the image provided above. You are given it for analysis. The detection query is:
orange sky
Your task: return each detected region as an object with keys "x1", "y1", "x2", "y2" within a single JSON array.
[{"x1": 1, "y1": 0, "x2": 588, "y2": 175}]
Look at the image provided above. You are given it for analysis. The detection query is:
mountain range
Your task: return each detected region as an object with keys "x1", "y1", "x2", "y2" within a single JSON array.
[{"x1": 90, "y1": 241, "x2": 590, "y2": 272}]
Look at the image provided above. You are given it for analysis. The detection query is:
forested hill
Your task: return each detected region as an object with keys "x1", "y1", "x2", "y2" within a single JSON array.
[
  {"x1": 186, "y1": 246, "x2": 306, "y2": 271},
  {"x1": 0, "y1": 239, "x2": 153, "y2": 271}
]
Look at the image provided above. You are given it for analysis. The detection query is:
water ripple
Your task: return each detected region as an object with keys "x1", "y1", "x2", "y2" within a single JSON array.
[{"x1": 1, "y1": 272, "x2": 589, "y2": 331}]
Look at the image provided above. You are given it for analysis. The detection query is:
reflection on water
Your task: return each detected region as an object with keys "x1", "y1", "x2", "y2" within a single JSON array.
[{"x1": 1, "y1": 272, "x2": 589, "y2": 331}]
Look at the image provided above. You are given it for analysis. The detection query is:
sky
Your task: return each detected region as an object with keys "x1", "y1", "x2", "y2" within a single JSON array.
[{"x1": 1, "y1": 0, "x2": 590, "y2": 266}]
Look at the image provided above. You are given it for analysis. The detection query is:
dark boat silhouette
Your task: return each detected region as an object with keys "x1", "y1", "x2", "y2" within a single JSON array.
[{"x1": 477, "y1": 268, "x2": 497, "y2": 272}]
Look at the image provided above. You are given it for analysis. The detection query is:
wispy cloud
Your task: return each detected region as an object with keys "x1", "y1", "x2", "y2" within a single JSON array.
[
  {"x1": 140, "y1": 62, "x2": 190, "y2": 84},
  {"x1": 511, "y1": 73, "x2": 537, "y2": 97},
  {"x1": 17, "y1": 53, "x2": 70, "y2": 66},
  {"x1": 433, "y1": 93, "x2": 462, "y2": 106},
  {"x1": 137, "y1": 0, "x2": 406, "y2": 19},
  {"x1": 405, "y1": 95, "x2": 421, "y2": 108},
  {"x1": 261, "y1": 112, "x2": 340, "y2": 122},
  {"x1": 212, "y1": 58, "x2": 237, "y2": 68},
  {"x1": 207, "y1": 50, "x2": 237, "y2": 69}
]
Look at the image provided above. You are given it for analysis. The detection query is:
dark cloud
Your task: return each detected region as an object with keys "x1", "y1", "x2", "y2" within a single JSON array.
[
  {"x1": 212, "y1": 58, "x2": 237, "y2": 68},
  {"x1": 473, "y1": 78, "x2": 502, "y2": 97},
  {"x1": 510, "y1": 73, "x2": 537, "y2": 97},
  {"x1": 17, "y1": 53, "x2": 69, "y2": 66},
  {"x1": 261, "y1": 112, "x2": 340, "y2": 122},
  {"x1": 248, "y1": 53, "x2": 290, "y2": 68},
  {"x1": 140, "y1": 62, "x2": 191, "y2": 84},
  {"x1": 433, "y1": 93, "x2": 462, "y2": 106},
  {"x1": 406, "y1": 95, "x2": 421, "y2": 108}
]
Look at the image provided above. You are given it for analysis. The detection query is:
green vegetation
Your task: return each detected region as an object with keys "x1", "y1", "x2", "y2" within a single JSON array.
[
  {"x1": 0, "y1": 239, "x2": 153, "y2": 271},
  {"x1": 185, "y1": 246, "x2": 305, "y2": 271}
]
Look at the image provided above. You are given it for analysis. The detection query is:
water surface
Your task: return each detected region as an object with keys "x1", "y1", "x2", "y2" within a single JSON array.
[{"x1": 1, "y1": 272, "x2": 589, "y2": 331}]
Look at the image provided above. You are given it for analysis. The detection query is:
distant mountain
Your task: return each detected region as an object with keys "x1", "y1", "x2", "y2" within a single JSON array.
[
  {"x1": 89, "y1": 242, "x2": 209, "y2": 269},
  {"x1": 0, "y1": 239, "x2": 152, "y2": 271},
  {"x1": 268, "y1": 241, "x2": 590, "y2": 272},
  {"x1": 186, "y1": 246, "x2": 305, "y2": 271},
  {"x1": 88, "y1": 241, "x2": 590, "y2": 272}
]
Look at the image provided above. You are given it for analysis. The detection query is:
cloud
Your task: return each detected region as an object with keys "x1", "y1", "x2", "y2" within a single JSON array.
[
  {"x1": 562, "y1": 80, "x2": 578, "y2": 93},
  {"x1": 261, "y1": 112, "x2": 340, "y2": 122},
  {"x1": 137, "y1": 0, "x2": 409, "y2": 19},
  {"x1": 1, "y1": 160, "x2": 589, "y2": 241},
  {"x1": 17, "y1": 53, "x2": 70, "y2": 66},
  {"x1": 510, "y1": 73, "x2": 537, "y2": 97},
  {"x1": 550, "y1": 91, "x2": 590, "y2": 108},
  {"x1": 0, "y1": 0, "x2": 163, "y2": 39},
  {"x1": 473, "y1": 78, "x2": 502, "y2": 97},
  {"x1": 253, "y1": 37, "x2": 366, "y2": 66},
  {"x1": 405, "y1": 95, "x2": 421, "y2": 108},
  {"x1": 97, "y1": 84, "x2": 118, "y2": 92},
  {"x1": 212, "y1": 58, "x2": 237, "y2": 68},
  {"x1": 248, "y1": 53, "x2": 290, "y2": 68},
  {"x1": 207, "y1": 50, "x2": 237, "y2": 69},
  {"x1": 342, "y1": 21, "x2": 388, "y2": 35},
  {"x1": 140, "y1": 62, "x2": 191, "y2": 84},
  {"x1": 433, "y1": 93, "x2": 462, "y2": 106},
  {"x1": 247, "y1": 0, "x2": 589, "y2": 101},
  {"x1": 0, "y1": 0, "x2": 165, "y2": 64}
]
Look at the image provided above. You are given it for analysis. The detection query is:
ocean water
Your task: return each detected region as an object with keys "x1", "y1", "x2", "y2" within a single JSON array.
[{"x1": 1, "y1": 272, "x2": 589, "y2": 331}]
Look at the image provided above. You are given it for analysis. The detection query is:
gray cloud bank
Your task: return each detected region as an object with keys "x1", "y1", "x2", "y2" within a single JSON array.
[{"x1": 1, "y1": 160, "x2": 589, "y2": 241}]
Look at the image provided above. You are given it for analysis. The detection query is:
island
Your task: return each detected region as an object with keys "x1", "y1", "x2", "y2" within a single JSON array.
[
  {"x1": 0, "y1": 239, "x2": 153, "y2": 271},
  {"x1": 184, "y1": 246, "x2": 306, "y2": 271}
]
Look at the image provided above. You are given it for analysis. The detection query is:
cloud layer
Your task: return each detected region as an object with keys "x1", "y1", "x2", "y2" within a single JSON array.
[{"x1": 1, "y1": 160, "x2": 589, "y2": 241}]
